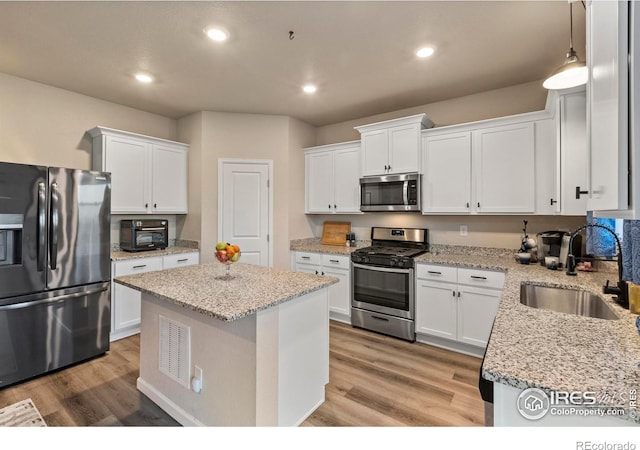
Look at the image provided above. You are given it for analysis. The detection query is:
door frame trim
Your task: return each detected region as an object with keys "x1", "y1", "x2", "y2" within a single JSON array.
[{"x1": 217, "y1": 158, "x2": 274, "y2": 267}]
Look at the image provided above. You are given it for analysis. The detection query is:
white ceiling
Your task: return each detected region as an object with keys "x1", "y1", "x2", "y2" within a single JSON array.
[{"x1": 0, "y1": 1, "x2": 586, "y2": 127}]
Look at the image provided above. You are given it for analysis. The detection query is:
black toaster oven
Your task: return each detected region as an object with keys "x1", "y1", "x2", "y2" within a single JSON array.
[{"x1": 120, "y1": 219, "x2": 168, "y2": 252}]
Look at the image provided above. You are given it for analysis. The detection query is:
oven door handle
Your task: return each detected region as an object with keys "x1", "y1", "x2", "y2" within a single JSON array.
[
  {"x1": 137, "y1": 227, "x2": 167, "y2": 231},
  {"x1": 352, "y1": 263, "x2": 413, "y2": 275}
]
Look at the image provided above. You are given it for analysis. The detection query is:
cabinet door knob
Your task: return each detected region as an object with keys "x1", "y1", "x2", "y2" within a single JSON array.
[
  {"x1": 466, "y1": 202, "x2": 470, "y2": 208},
  {"x1": 575, "y1": 186, "x2": 589, "y2": 199},
  {"x1": 145, "y1": 203, "x2": 148, "y2": 208},
  {"x1": 388, "y1": 165, "x2": 391, "y2": 172},
  {"x1": 384, "y1": 165, "x2": 388, "y2": 171},
  {"x1": 328, "y1": 204, "x2": 331, "y2": 209},
  {"x1": 334, "y1": 204, "x2": 337, "y2": 209},
  {"x1": 550, "y1": 198, "x2": 558, "y2": 205},
  {"x1": 154, "y1": 203, "x2": 157, "y2": 208},
  {"x1": 477, "y1": 202, "x2": 480, "y2": 208}
]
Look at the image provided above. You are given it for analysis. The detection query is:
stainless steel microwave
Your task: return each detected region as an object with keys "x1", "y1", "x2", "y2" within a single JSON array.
[
  {"x1": 120, "y1": 219, "x2": 168, "y2": 252},
  {"x1": 360, "y1": 173, "x2": 421, "y2": 212}
]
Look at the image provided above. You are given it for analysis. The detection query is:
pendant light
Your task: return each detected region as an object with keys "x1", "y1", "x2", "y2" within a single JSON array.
[{"x1": 543, "y1": 2, "x2": 587, "y2": 90}]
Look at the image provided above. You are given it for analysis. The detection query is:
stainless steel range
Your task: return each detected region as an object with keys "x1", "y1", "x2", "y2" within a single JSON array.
[{"x1": 351, "y1": 227, "x2": 429, "y2": 342}]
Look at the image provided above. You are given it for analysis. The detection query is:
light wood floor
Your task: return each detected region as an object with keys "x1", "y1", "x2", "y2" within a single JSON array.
[{"x1": 0, "y1": 321, "x2": 486, "y2": 426}]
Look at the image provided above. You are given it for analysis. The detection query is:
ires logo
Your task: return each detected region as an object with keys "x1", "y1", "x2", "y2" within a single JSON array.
[
  {"x1": 516, "y1": 388, "x2": 628, "y2": 421},
  {"x1": 549, "y1": 391, "x2": 597, "y2": 406}
]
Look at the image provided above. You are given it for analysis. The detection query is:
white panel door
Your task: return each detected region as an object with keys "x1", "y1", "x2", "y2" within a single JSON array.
[
  {"x1": 457, "y1": 285, "x2": 501, "y2": 348},
  {"x1": 220, "y1": 161, "x2": 270, "y2": 266},
  {"x1": 361, "y1": 129, "x2": 389, "y2": 176},
  {"x1": 152, "y1": 144, "x2": 188, "y2": 213},
  {"x1": 586, "y1": 0, "x2": 629, "y2": 211},
  {"x1": 333, "y1": 146, "x2": 361, "y2": 213},
  {"x1": 473, "y1": 122, "x2": 535, "y2": 213},
  {"x1": 322, "y1": 266, "x2": 350, "y2": 316},
  {"x1": 422, "y1": 132, "x2": 471, "y2": 213},
  {"x1": 415, "y1": 281, "x2": 457, "y2": 341},
  {"x1": 105, "y1": 135, "x2": 149, "y2": 213},
  {"x1": 560, "y1": 92, "x2": 588, "y2": 215},
  {"x1": 305, "y1": 151, "x2": 333, "y2": 213},
  {"x1": 388, "y1": 123, "x2": 420, "y2": 174}
]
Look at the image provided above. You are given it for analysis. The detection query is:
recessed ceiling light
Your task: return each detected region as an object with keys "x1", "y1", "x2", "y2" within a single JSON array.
[
  {"x1": 416, "y1": 47, "x2": 435, "y2": 58},
  {"x1": 303, "y1": 84, "x2": 317, "y2": 94},
  {"x1": 135, "y1": 73, "x2": 153, "y2": 83},
  {"x1": 205, "y1": 27, "x2": 228, "y2": 42}
]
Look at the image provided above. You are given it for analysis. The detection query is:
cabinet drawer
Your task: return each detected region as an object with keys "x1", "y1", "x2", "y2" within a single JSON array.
[
  {"x1": 457, "y1": 268, "x2": 505, "y2": 290},
  {"x1": 114, "y1": 256, "x2": 163, "y2": 276},
  {"x1": 163, "y1": 252, "x2": 199, "y2": 270},
  {"x1": 416, "y1": 264, "x2": 457, "y2": 283},
  {"x1": 321, "y1": 254, "x2": 350, "y2": 270},
  {"x1": 295, "y1": 252, "x2": 322, "y2": 265}
]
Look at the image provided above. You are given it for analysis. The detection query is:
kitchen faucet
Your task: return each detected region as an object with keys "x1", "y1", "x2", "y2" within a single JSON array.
[{"x1": 566, "y1": 223, "x2": 629, "y2": 308}]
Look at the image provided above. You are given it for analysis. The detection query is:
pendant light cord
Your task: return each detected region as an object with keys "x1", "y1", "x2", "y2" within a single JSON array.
[{"x1": 569, "y1": 2, "x2": 574, "y2": 52}]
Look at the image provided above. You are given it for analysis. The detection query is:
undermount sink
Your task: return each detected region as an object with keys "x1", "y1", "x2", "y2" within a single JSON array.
[{"x1": 519, "y1": 284, "x2": 619, "y2": 320}]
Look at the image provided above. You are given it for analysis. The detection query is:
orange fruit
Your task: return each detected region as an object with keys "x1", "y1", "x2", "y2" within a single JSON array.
[{"x1": 233, "y1": 245, "x2": 240, "y2": 253}]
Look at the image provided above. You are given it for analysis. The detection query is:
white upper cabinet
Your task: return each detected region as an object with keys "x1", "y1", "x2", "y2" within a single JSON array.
[
  {"x1": 421, "y1": 132, "x2": 471, "y2": 213},
  {"x1": 533, "y1": 117, "x2": 559, "y2": 215},
  {"x1": 534, "y1": 88, "x2": 588, "y2": 216},
  {"x1": 89, "y1": 127, "x2": 188, "y2": 214},
  {"x1": 586, "y1": 0, "x2": 631, "y2": 214},
  {"x1": 152, "y1": 143, "x2": 189, "y2": 213},
  {"x1": 355, "y1": 114, "x2": 434, "y2": 176},
  {"x1": 559, "y1": 89, "x2": 589, "y2": 215},
  {"x1": 421, "y1": 118, "x2": 537, "y2": 214},
  {"x1": 304, "y1": 141, "x2": 361, "y2": 214},
  {"x1": 472, "y1": 122, "x2": 535, "y2": 213},
  {"x1": 101, "y1": 134, "x2": 150, "y2": 214}
]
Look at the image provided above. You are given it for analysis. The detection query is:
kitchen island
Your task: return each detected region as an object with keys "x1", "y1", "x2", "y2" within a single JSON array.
[{"x1": 114, "y1": 262, "x2": 338, "y2": 426}]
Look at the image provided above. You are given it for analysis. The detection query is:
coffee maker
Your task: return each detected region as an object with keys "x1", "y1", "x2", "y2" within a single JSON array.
[{"x1": 536, "y1": 231, "x2": 582, "y2": 268}]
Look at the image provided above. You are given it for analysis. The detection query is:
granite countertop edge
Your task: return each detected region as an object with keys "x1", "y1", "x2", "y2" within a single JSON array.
[
  {"x1": 111, "y1": 246, "x2": 199, "y2": 261},
  {"x1": 114, "y1": 263, "x2": 339, "y2": 322}
]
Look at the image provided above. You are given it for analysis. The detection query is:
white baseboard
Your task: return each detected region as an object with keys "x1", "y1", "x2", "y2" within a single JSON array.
[
  {"x1": 329, "y1": 313, "x2": 351, "y2": 325},
  {"x1": 136, "y1": 377, "x2": 206, "y2": 427},
  {"x1": 415, "y1": 333, "x2": 484, "y2": 358}
]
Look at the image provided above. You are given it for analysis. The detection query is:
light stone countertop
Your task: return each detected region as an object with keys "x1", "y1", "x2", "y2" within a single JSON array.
[
  {"x1": 290, "y1": 237, "x2": 366, "y2": 255},
  {"x1": 114, "y1": 262, "x2": 338, "y2": 322},
  {"x1": 414, "y1": 249, "x2": 640, "y2": 423},
  {"x1": 111, "y1": 246, "x2": 199, "y2": 261}
]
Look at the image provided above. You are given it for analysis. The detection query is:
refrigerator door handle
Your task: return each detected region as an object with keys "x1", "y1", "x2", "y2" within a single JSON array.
[
  {"x1": 49, "y1": 182, "x2": 59, "y2": 270},
  {"x1": 0, "y1": 286, "x2": 108, "y2": 311},
  {"x1": 37, "y1": 182, "x2": 46, "y2": 272}
]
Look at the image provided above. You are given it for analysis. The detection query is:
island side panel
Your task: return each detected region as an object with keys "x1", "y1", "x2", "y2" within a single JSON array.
[
  {"x1": 256, "y1": 287, "x2": 330, "y2": 426},
  {"x1": 137, "y1": 292, "x2": 258, "y2": 426}
]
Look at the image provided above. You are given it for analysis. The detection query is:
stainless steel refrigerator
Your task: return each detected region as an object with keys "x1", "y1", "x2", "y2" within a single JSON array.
[{"x1": 0, "y1": 162, "x2": 111, "y2": 388}]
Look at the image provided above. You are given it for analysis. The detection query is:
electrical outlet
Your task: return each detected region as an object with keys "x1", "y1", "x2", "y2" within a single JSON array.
[{"x1": 460, "y1": 225, "x2": 468, "y2": 236}]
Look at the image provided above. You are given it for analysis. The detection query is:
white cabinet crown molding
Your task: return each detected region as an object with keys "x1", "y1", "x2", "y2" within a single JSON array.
[
  {"x1": 353, "y1": 113, "x2": 434, "y2": 134},
  {"x1": 420, "y1": 109, "x2": 552, "y2": 137},
  {"x1": 303, "y1": 140, "x2": 360, "y2": 155},
  {"x1": 88, "y1": 126, "x2": 189, "y2": 151}
]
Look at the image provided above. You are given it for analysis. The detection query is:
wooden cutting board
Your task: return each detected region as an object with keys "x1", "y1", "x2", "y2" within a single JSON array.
[{"x1": 321, "y1": 221, "x2": 351, "y2": 246}]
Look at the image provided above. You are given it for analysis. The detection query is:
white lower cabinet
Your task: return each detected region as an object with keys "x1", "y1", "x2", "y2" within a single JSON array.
[
  {"x1": 110, "y1": 251, "x2": 199, "y2": 341},
  {"x1": 415, "y1": 263, "x2": 504, "y2": 356},
  {"x1": 293, "y1": 251, "x2": 351, "y2": 323}
]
